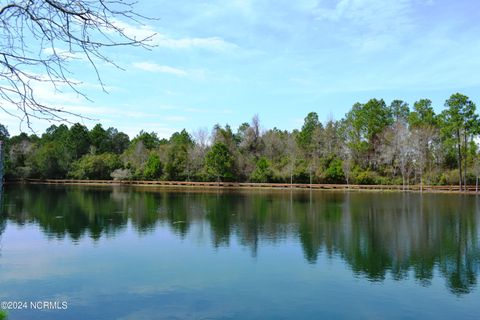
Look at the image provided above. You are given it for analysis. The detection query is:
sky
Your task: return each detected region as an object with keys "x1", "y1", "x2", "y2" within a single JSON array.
[{"x1": 2, "y1": 0, "x2": 480, "y2": 138}]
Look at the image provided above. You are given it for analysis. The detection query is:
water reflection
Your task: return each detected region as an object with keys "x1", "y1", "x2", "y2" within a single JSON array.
[{"x1": 1, "y1": 185, "x2": 480, "y2": 295}]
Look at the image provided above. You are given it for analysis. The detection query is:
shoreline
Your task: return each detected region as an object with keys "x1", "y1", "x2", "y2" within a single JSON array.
[{"x1": 5, "y1": 179, "x2": 480, "y2": 195}]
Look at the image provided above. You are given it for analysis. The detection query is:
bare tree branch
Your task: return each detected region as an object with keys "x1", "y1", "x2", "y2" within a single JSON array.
[{"x1": 0, "y1": 0, "x2": 156, "y2": 130}]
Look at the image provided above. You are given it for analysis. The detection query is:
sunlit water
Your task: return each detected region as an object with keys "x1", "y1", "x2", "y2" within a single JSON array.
[{"x1": 1, "y1": 185, "x2": 479, "y2": 319}]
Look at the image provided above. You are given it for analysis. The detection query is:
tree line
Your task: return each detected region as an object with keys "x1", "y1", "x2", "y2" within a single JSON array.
[{"x1": 1, "y1": 93, "x2": 479, "y2": 188}]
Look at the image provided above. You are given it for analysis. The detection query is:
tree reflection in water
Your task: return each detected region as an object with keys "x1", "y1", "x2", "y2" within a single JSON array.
[{"x1": 1, "y1": 185, "x2": 479, "y2": 295}]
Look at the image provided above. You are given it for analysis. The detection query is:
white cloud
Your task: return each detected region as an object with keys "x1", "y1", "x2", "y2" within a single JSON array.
[
  {"x1": 1, "y1": 98, "x2": 188, "y2": 138},
  {"x1": 111, "y1": 19, "x2": 157, "y2": 41},
  {"x1": 132, "y1": 62, "x2": 188, "y2": 76},
  {"x1": 185, "y1": 107, "x2": 233, "y2": 115},
  {"x1": 165, "y1": 115, "x2": 187, "y2": 122},
  {"x1": 313, "y1": 0, "x2": 420, "y2": 52},
  {"x1": 113, "y1": 19, "x2": 238, "y2": 52},
  {"x1": 155, "y1": 34, "x2": 238, "y2": 51},
  {"x1": 132, "y1": 61, "x2": 209, "y2": 80},
  {"x1": 315, "y1": 0, "x2": 412, "y2": 26},
  {"x1": 4, "y1": 80, "x2": 86, "y2": 107},
  {"x1": 164, "y1": 90, "x2": 177, "y2": 96}
]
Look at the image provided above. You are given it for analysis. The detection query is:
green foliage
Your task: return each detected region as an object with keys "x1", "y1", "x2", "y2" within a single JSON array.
[
  {"x1": 144, "y1": 153, "x2": 163, "y2": 180},
  {"x1": 205, "y1": 142, "x2": 235, "y2": 181},
  {"x1": 0, "y1": 310, "x2": 7, "y2": 320},
  {"x1": 212, "y1": 124, "x2": 237, "y2": 151},
  {"x1": 409, "y1": 99, "x2": 437, "y2": 127},
  {"x1": 324, "y1": 158, "x2": 345, "y2": 183},
  {"x1": 107, "y1": 127, "x2": 130, "y2": 154},
  {"x1": 297, "y1": 112, "x2": 321, "y2": 152},
  {"x1": 438, "y1": 170, "x2": 476, "y2": 186},
  {"x1": 4, "y1": 133, "x2": 32, "y2": 179},
  {"x1": 170, "y1": 129, "x2": 193, "y2": 146},
  {"x1": 89, "y1": 124, "x2": 131, "y2": 154},
  {"x1": 441, "y1": 97, "x2": 468, "y2": 144},
  {"x1": 89, "y1": 124, "x2": 109, "y2": 153},
  {"x1": 67, "y1": 123, "x2": 91, "y2": 159},
  {"x1": 70, "y1": 153, "x2": 121, "y2": 180},
  {"x1": 3, "y1": 93, "x2": 480, "y2": 186},
  {"x1": 133, "y1": 130, "x2": 160, "y2": 150},
  {"x1": 344, "y1": 99, "x2": 393, "y2": 165},
  {"x1": 165, "y1": 130, "x2": 193, "y2": 180},
  {"x1": 43, "y1": 124, "x2": 69, "y2": 142},
  {"x1": 390, "y1": 100, "x2": 410, "y2": 122},
  {"x1": 250, "y1": 157, "x2": 272, "y2": 182},
  {"x1": 346, "y1": 99, "x2": 393, "y2": 145},
  {"x1": 439, "y1": 170, "x2": 460, "y2": 185},
  {"x1": 31, "y1": 142, "x2": 70, "y2": 178},
  {"x1": 121, "y1": 139, "x2": 149, "y2": 179},
  {"x1": 0, "y1": 123, "x2": 9, "y2": 140},
  {"x1": 354, "y1": 169, "x2": 378, "y2": 185},
  {"x1": 440, "y1": 93, "x2": 479, "y2": 186},
  {"x1": 236, "y1": 122, "x2": 251, "y2": 143},
  {"x1": 292, "y1": 159, "x2": 310, "y2": 183},
  {"x1": 441, "y1": 94, "x2": 478, "y2": 139}
]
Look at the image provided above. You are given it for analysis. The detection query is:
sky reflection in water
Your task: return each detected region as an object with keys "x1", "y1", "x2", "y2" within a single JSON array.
[{"x1": 0, "y1": 185, "x2": 479, "y2": 319}]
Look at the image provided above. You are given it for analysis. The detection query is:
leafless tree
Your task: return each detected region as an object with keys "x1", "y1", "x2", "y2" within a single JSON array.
[
  {"x1": 285, "y1": 133, "x2": 298, "y2": 185},
  {"x1": 396, "y1": 124, "x2": 413, "y2": 190},
  {"x1": 339, "y1": 125, "x2": 354, "y2": 186},
  {"x1": 323, "y1": 119, "x2": 339, "y2": 157},
  {"x1": 239, "y1": 114, "x2": 263, "y2": 157},
  {"x1": 412, "y1": 125, "x2": 437, "y2": 192},
  {"x1": 250, "y1": 114, "x2": 261, "y2": 144},
  {"x1": 473, "y1": 154, "x2": 480, "y2": 193},
  {"x1": 189, "y1": 127, "x2": 210, "y2": 178},
  {"x1": 262, "y1": 129, "x2": 284, "y2": 162},
  {"x1": 341, "y1": 153, "x2": 353, "y2": 186},
  {"x1": 0, "y1": 0, "x2": 155, "y2": 128},
  {"x1": 309, "y1": 125, "x2": 324, "y2": 184},
  {"x1": 378, "y1": 125, "x2": 398, "y2": 179},
  {"x1": 193, "y1": 127, "x2": 209, "y2": 149},
  {"x1": 121, "y1": 139, "x2": 148, "y2": 174},
  {"x1": 378, "y1": 121, "x2": 414, "y2": 190}
]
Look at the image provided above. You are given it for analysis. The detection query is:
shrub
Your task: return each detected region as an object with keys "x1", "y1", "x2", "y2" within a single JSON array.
[
  {"x1": 70, "y1": 153, "x2": 121, "y2": 180},
  {"x1": 250, "y1": 157, "x2": 273, "y2": 183},
  {"x1": 30, "y1": 142, "x2": 69, "y2": 178},
  {"x1": 324, "y1": 158, "x2": 345, "y2": 183},
  {"x1": 374, "y1": 175, "x2": 391, "y2": 185},
  {"x1": 439, "y1": 169, "x2": 460, "y2": 185},
  {"x1": 391, "y1": 177, "x2": 404, "y2": 185},
  {"x1": 143, "y1": 154, "x2": 163, "y2": 180},
  {"x1": 111, "y1": 168, "x2": 132, "y2": 181},
  {"x1": 204, "y1": 142, "x2": 236, "y2": 181},
  {"x1": 354, "y1": 170, "x2": 378, "y2": 185}
]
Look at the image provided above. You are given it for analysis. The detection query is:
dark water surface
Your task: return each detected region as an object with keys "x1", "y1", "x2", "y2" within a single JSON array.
[{"x1": 1, "y1": 185, "x2": 479, "y2": 319}]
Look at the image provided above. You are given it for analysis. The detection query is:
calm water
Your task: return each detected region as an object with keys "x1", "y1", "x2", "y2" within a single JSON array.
[{"x1": 1, "y1": 185, "x2": 479, "y2": 319}]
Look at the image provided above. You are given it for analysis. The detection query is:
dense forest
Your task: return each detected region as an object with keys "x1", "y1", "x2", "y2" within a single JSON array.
[{"x1": 1, "y1": 93, "x2": 479, "y2": 188}]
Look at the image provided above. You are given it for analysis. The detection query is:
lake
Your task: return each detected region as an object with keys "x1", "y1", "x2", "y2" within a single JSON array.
[{"x1": 0, "y1": 184, "x2": 479, "y2": 319}]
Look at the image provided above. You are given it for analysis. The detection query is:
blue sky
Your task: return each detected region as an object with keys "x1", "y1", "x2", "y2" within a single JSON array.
[{"x1": 2, "y1": 0, "x2": 480, "y2": 138}]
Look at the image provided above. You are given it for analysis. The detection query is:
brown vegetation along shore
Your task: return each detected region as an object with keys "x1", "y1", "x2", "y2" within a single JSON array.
[{"x1": 8, "y1": 179, "x2": 480, "y2": 194}]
